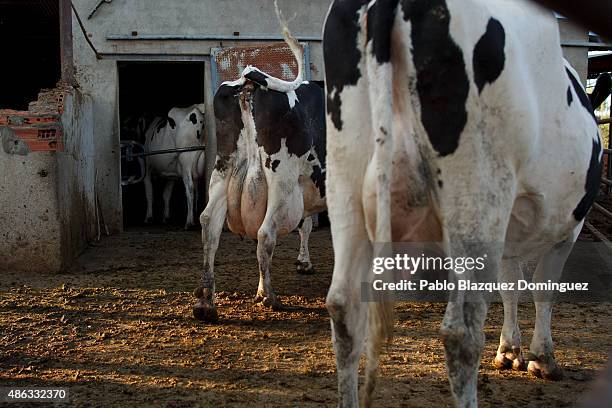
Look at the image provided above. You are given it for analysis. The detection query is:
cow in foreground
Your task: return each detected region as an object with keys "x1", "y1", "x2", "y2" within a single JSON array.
[
  {"x1": 143, "y1": 104, "x2": 206, "y2": 229},
  {"x1": 192, "y1": 26, "x2": 326, "y2": 322},
  {"x1": 323, "y1": 0, "x2": 602, "y2": 406}
]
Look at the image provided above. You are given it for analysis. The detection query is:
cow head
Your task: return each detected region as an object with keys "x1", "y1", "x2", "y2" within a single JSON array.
[
  {"x1": 169, "y1": 104, "x2": 206, "y2": 144},
  {"x1": 190, "y1": 105, "x2": 206, "y2": 141}
]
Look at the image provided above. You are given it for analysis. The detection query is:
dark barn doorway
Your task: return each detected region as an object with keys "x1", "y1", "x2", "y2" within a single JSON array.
[
  {"x1": 0, "y1": 0, "x2": 61, "y2": 110},
  {"x1": 118, "y1": 62, "x2": 205, "y2": 229}
]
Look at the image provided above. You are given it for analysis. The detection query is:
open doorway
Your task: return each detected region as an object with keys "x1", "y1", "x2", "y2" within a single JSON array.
[
  {"x1": 118, "y1": 62, "x2": 205, "y2": 230},
  {"x1": 0, "y1": 0, "x2": 61, "y2": 110}
]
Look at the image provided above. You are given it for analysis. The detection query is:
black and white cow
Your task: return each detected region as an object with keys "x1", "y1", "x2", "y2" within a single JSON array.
[
  {"x1": 143, "y1": 104, "x2": 206, "y2": 229},
  {"x1": 323, "y1": 0, "x2": 602, "y2": 407},
  {"x1": 192, "y1": 27, "x2": 326, "y2": 322}
]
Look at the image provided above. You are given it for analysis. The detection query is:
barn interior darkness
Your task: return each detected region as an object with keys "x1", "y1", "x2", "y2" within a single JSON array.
[
  {"x1": 119, "y1": 62, "x2": 205, "y2": 229},
  {"x1": 0, "y1": 0, "x2": 61, "y2": 110}
]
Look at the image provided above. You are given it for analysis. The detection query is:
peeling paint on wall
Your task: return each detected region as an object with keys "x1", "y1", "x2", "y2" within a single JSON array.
[{"x1": 0, "y1": 126, "x2": 30, "y2": 155}]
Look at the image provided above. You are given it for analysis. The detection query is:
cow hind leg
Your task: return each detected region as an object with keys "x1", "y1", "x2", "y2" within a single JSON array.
[
  {"x1": 325, "y1": 203, "x2": 373, "y2": 407},
  {"x1": 327, "y1": 244, "x2": 370, "y2": 408},
  {"x1": 527, "y1": 238, "x2": 576, "y2": 380},
  {"x1": 254, "y1": 221, "x2": 281, "y2": 309},
  {"x1": 162, "y1": 180, "x2": 175, "y2": 224},
  {"x1": 296, "y1": 216, "x2": 315, "y2": 275},
  {"x1": 494, "y1": 258, "x2": 526, "y2": 371},
  {"x1": 442, "y1": 240, "x2": 502, "y2": 408},
  {"x1": 442, "y1": 297, "x2": 489, "y2": 408},
  {"x1": 193, "y1": 170, "x2": 229, "y2": 322},
  {"x1": 143, "y1": 171, "x2": 154, "y2": 224},
  {"x1": 183, "y1": 174, "x2": 196, "y2": 230}
]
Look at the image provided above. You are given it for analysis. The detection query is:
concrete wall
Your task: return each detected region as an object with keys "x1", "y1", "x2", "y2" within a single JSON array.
[
  {"x1": 559, "y1": 18, "x2": 589, "y2": 84},
  {"x1": 71, "y1": 0, "x2": 332, "y2": 232},
  {"x1": 0, "y1": 145, "x2": 62, "y2": 272},
  {"x1": 0, "y1": 89, "x2": 96, "y2": 273},
  {"x1": 71, "y1": 38, "x2": 121, "y2": 232},
  {"x1": 73, "y1": 0, "x2": 329, "y2": 78},
  {"x1": 58, "y1": 90, "x2": 97, "y2": 264}
]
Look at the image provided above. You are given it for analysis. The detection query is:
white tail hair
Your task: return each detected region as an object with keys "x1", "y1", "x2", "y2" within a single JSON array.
[
  {"x1": 239, "y1": 1, "x2": 304, "y2": 93},
  {"x1": 195, "y1": 103, "x2": 206, "y2": 114},
  {"x1": 363, "y1": 300, "x2": 394, "y2": 407},
  {"x1": 274, "y1": 0, "x2": 304, "y2": 87}
]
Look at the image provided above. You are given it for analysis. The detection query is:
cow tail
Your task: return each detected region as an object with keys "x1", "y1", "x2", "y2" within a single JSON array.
[
  {"x1": 590, "y1": 72, "x2": 611, "y2": 110},
  {"x1": 274, "y1": 0, "x2": 303, "y2": 85},
  {"x1": 196, "y1": 151, "x2": 206, "y2": 179},
  {"x1": 136, "y1": 116, "x2": 149, "y2": 142},
  {"x1": 365, "y1": 297, "x2": 394, "y2": 407},
  {"x1": 363, "y1": 2, "x2": 398, "y2": 406}
]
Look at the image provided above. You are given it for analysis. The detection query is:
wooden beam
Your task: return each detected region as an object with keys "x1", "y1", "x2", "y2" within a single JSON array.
[
  {"x1": 593, "y1": 203, "x2": 612, "y2": 220},
  {"x1": 589, "y1": 54, "x2": 612, "y2": 78},
  {"x1": 530, "y1": 0, "x2": 612, "y2": 40},
  {"x1": 584, "y1": 222, "x2": 612, "y2": 252},
  {"x1": 59, "y1": 0, "x2": 75, "y2": 85}
]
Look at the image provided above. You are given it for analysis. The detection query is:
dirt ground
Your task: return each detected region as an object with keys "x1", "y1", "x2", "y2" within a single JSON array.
[{"x1": 1, "y1": 216, "x2": 611, "y2": 407}]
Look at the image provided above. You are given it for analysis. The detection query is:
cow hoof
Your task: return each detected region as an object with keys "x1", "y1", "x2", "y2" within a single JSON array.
[
  {"x1": 254, "y1": 293, "x2": 282, "y2": 310},
  {"x1": 144, "y1": 217, "x2": 154, "y2": 224},
  {"x1": 192, "y1": 287, "x2": 217, "y2": 322},
  {"x1": 262, "y1": 296, "x2": 282, "y2": 310},
  {"x1": 494, "y1": 347, "x2": 526, "y2": 371},
  {"x1": 528, "y1": 359, "x2": 563, "y2": 381},
  {"x1": 163, "y1": 217, "x2": 171, "y2": 225},
  {"x1": 296, "y1": 262, "x2": 315, "y2": 275},
  {"x1": 193, "y1": 303, "x2": 218, "y2": 323}
]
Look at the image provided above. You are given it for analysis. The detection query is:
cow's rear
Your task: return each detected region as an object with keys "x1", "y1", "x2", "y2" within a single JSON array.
[
  {"x1": 323, "y1": 0, "x2": 602, "y2": 407},
  {"x1": 193, "y1": 19, "x2": 327, "y2": 321}
]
